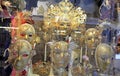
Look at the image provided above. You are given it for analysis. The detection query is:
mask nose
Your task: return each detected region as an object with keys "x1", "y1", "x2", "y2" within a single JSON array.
[
  {"x1": 14, "y1": 56, "x2": 21, "y2": 65},
  {"x1": 16, "y1": 56, "x2": 21, "y2": 61},
  {"x1": 18, "y1": 56, "x2": 21, "y2": 60},
  {"x1": 25, "y1": 35, "x2": 28, "y2": 39},
  {"x1": 91, "y1": 38, "x2": 94, "y2": 43},
  {"x1": 60, "y1": 53, "x2": 64, "y2": 57}
]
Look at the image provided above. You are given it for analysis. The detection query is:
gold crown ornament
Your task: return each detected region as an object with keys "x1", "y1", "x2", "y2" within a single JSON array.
[{"x1": 44, "y1": 0, "x2": 87, "y2": 31}]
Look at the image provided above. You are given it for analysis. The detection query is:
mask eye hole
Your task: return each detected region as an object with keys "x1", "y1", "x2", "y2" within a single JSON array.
[
  {"x1": 29, "y1": 34, "x2": 32, "y2": 37},
  {"x1": 20, "y1": 33, "x2": 25, "y2": 37},
  {"x1": 87, "y1": 38, "x2": 91, "y2": 40},
  {"x1": 23, "y1": 54, "x2": 28, "y2": 57}
]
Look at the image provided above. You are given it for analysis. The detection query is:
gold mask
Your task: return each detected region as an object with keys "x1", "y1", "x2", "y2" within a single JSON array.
[
  {"x1": 50, "y1": 41, "x2": 70, "y2": 69},
  {"x1": 95, "y1": 43, "x2": 114, "y2": 72},
  {"x1": 44, "y1": 0, "x2": 86, "y2": 30},
  {"x1": 16, "y1": 23, "x2": 35, "y2": 44},
  {"x1": 85, "y1": 28, "x2": 100, "y2": 48}
]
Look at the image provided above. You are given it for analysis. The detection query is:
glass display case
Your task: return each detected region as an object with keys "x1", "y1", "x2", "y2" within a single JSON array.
[{"x1": 0, "y1": 0, "x2": 120, "y2": 76}]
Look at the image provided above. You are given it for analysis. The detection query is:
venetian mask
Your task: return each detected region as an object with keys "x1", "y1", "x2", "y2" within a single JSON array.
[
  {"x1": 85, "y1": 28, "x2": 101, "y2": 48},
  {"x1": 95, "y1": 43, "x2": 114, "y2": 72},
  {"x1": 17, "y1": 23, "x2": 35, "y2": 44},
  {"x1": 50, "y1": 41, "x2": 70, "y2": 69},
  {"x1": 71, "y1": 27, "x2": 86, "y2": 45},
  {"x1": 44, "y1": 0, "x2": 86, "y2": 31},
  {"x1": 12, "y1": 40, "x2": 32, "y2": 70}
]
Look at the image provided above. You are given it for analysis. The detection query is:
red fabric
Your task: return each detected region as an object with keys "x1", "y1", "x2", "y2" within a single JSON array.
[
  {"x1": 26, "y1": 18, "x2": 34, "y2": 24},
  {"x1": 11, "y1": 12, "x2": 34, "y2": 40},
  {"x1": 21, "y1": 70, "x2": 27, "y2": 76},
  {"x1": 118, "y1": 38, "x2": 120, "y2": 43},
  {"x1": 11, "y1": 68, "x2": 27, "y2": 76},
  {"x1": 11, "y1": 68, "x2": 16, "y2": 76}
]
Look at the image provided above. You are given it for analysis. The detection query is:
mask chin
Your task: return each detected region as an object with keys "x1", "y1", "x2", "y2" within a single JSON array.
[
  {"x1": 14, "y1": 61, "x2": 24, "y2": 70},
  {"x1": 14, "y1": 57, "x2": 29, "y2": 71}
]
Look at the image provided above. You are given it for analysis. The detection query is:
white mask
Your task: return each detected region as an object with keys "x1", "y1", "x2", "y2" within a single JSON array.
[
  {"x1": 12, "y1": 40, "x2": 32, "y2": 70},
  {"x1": 17, "y1": 23, "x2": 35, "y2": 44}
]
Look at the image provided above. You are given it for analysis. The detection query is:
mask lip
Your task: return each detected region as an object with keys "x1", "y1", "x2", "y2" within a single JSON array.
[{"x1": 22, "y1": 54, "x2": 28, "y2": 57}]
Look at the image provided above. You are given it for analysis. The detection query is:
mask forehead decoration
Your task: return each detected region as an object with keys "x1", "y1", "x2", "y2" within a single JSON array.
[
  {"x1": 52, "y1": 41, "x2": 68, "y2": 51},
  {"x1": 85, "y1": 28, "x2": 100, "y2": 48},
  {"x1": 50, "y1": 41, "x2": 70, "y2": 69},
  {"x1": 17, "y1": 23, "x2": 35, "y2": 43},
  {"x1": 95, "y1": 43, "x2": 114, "y2": 72},
  {"x1": 12, "y1": 40, "x2": 32, "y2": 70}
]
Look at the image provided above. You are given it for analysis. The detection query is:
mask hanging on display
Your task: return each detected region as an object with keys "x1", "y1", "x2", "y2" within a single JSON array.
[
  {"x1": 12, "y1": 16, "x2": 39, "y2": 76},
  {"x1": 85, "y1": 28, "x2": 101, "y2": 49},
  {"x1": 17, "y1": 23, "x2": 35, "y2": 42},
  {"x1": 16, "y1": 23, "x2": 40, "y2": 46},
  {"x1": 50, "y1": 41, "x2": 70, "y2": 69},
  {"x1": 95, "y1": 43, "x2": 114, "y2": 73},
  {"x1": 44, "y1": 0, "x2": 86, "y2": 35},
  {"x1": 50, "y1": 41, "x2": 70, "y2": 76},
  {"x1": 11, "y1": 23, "x2": 40, "y2": 76},
  {"x1": 11, "y1": 11, "x2": 34, "y2": 40},
  {"x1": 12, "y1": 40, "x2": 32, "y2": 71}
]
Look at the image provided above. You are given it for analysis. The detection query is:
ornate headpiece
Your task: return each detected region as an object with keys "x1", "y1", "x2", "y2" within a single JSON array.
[{"x1": 44, "y1": 0, "x2": 86, "y2": 30}]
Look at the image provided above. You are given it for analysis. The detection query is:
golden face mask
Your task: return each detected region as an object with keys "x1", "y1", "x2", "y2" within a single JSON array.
[
  {"x1": 12, "y1": 40, "x2": 32, "y2": 70},
  {"x1": 85, "y1": 28, "x2": 100, "y2": 48},
  {"x1": 71, "y1": 27, "x2": 86, "y2": 45},
  {"x1": 50, "y1": 41, "x2": 70, "y2": 69},
  {"x1": 44, "y1": 0, "x2": 86, "y2": 30},
  {"x1": 16, "y1": 23, "x2": 35, "y2": 44},
  {"x1": 95, "y1": 43, "x2": 114, "y2": 72}
]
